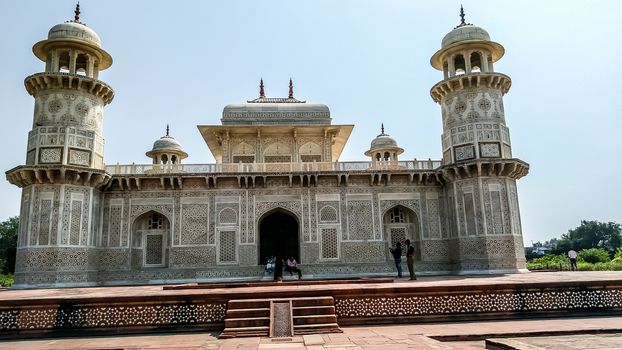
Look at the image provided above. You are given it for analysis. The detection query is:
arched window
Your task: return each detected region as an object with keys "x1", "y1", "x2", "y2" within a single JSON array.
[
  {"x1": 388, "y1": 207, "x2": 405, "y2": 223},
  {"x1": 147, "y1": 212, "x2": 164, "y2": 229},
  {"x1": 76, "y1": 53, "x2": 88, "y2": 76},
  {"x1": 232, "y1": 142, "x2": 255, "y2": 163},
  {"x1": 319, "y1": 205, "x2": 338, "y2": 223},
  {"x1": 59, "y1": 51, "x2": 70, "y2": 73},
  {"x1": 470, "y1": 52, "x2": 482, "y2": 73},
  {"x1": 131, "y1": 211, "x2": 170, "y2": 268},
  {"x1": 454, "y1": 54, "x2": 466, "y2": 75},
  {"x1": 376, "y1": 153, "x2": 381, "y2": 161},
  {"x1": 171, "y1": 155, "x2": 177, "y2": 164},
  {"x1": 383, "y1": 152, "x2": 390, "y2": 161},
  {"x1": 219, "y1": 208, "x2": 238, "y2": 225},
  {"x1": 383, "y1": 206, "x2": 420, "y2": 260},
  {"x1": 264, "y1": 141, "x2": 291, "y2": 163},
  {"x1": 161, "y1": 154, "x2": 168, "y2": 164},
  {"x1": 299, "y1": 142, "x2": 322, "y2": 162}
]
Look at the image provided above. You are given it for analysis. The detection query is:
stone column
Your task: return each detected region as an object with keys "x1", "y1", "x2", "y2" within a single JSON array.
[
  {"x1": 448, "y1": 56, "x2": 455, "y2": 77},
  {"x1": 481, "y1": 52, "x2": 489, "y2": 72},
  {"x1": 86, "y1": 55, "x2": 95, "y2": 78},
  {"x1": 69, "y1": 50, "x2": 78, "y2": 74}
]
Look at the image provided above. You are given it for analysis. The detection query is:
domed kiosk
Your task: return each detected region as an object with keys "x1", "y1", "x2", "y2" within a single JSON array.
[
  {"x1": 430, "y1": 6, "x2": 504, "y2": 78},
  {"x1": 365, "y1": 124, "x2": 404, "y2": 168},
  {"x1": 146, "y1": 125, "x2": 188, "y2": 172},
  {"x1": 32, "y1": 4, "x2": 112, "y2": 78}
]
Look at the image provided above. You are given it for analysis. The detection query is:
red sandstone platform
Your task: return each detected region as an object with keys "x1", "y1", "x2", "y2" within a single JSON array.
[
  {"x1": 3, "y1": 271, "x2": 622, "y2": 301},
  {"x1": 1, "y1": 271, "x2": 622, "y2": 340}
]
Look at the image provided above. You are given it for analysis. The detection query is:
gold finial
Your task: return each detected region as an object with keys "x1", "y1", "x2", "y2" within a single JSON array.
[{"x1": 74, "y1": 2, "x2": 81, "y2": 23}]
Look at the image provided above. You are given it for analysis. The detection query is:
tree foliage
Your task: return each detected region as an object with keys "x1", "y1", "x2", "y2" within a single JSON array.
[
  {"x1": 551, "y1": 220, "x2": 621, "y2": 255},
  {"x1": 578, "y1": 248, "x2": 610, "y2": 264},
  {"x1": 0, "y1": 217, "x2": 18, "y2": 274}
]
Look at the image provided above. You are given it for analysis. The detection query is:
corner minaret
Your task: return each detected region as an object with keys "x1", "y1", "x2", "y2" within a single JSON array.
[
  {"x1": 431, "y1": 8, "x2": 529, "y2": 274},
  {"x1": 431, "y1": 6, "x2": 510, "y2": 163},
  {"x1": 6, "y1": 5, "x2": 114, "y2": 287}
]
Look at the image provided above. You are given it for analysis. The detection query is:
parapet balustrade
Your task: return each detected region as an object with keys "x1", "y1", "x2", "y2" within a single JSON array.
[{"x1": 105, "y1": 160, "x2": 442, "y2": 175}]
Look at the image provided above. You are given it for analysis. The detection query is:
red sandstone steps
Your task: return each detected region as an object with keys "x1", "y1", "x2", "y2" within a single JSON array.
[{"x1": 220, "y1": 296, "x2": 341, "y2": 338}]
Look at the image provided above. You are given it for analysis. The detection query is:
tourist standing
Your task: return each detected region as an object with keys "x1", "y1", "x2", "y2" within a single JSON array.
[
  {"x1": 389, "y1": 242, "x2": 403, "y2": 278},
  {"x1": 568, "y1": 249, "x2": 578, "y2": 271},
  {"x1": 405, "y1": 239, "x2": 416, "y2": 280}
]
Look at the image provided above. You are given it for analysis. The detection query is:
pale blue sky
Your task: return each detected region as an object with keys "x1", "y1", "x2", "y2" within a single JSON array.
[{"x1": 1, "y1": 1, "x2": 621, "y2": 245}]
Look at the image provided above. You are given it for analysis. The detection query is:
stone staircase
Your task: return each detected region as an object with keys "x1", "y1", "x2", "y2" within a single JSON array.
[{"x1": 220, "y1": 296, "x2": 341, "y2": 338}]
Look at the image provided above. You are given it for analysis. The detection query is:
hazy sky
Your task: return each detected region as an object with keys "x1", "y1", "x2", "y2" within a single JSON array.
[{"x1": 1, "y1": 1, "x2": 621, "y2": 246}]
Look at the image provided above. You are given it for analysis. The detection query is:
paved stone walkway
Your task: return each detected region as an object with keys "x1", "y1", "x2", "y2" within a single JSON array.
[{"x1": 1, "y1": 316, "x2": 621, "y2": 349}]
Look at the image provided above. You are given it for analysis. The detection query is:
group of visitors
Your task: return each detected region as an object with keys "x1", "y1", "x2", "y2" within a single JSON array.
[
  {"x1": 389, "y1": 239, "x2": 417, "y2": 280},
  {"x1": 266, "y1": 255, "x2": 302, "y2": 280},
  {"x1": 264, "y1": 240, "x2": 419, "y2": 282}
]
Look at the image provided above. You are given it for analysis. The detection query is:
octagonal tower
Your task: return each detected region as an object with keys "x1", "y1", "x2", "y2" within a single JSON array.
[
  {"x1": 6, "y1": 5, "x2": 114, "y2": 287},
  {"x1": 431, "y1": 8, "x2": 529, "y2": 274}
]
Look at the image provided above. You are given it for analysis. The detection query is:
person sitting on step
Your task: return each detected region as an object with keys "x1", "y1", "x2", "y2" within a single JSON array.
[
  {"x1": 285, "y1": 256, "x2": 302, "y2": 279},
  {"x1": 265, "y1": 255, "x2": 275, "y2": 273}
]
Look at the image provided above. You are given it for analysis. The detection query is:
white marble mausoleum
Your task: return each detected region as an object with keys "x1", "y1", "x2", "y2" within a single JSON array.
[{"x1": 6, "y1": 7, "x2": 529, "y2": 288}]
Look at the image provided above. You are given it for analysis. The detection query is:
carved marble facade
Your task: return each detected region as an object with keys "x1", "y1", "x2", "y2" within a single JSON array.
[{"x1": 6, "y1": 11, "x2": 530, "y2": 288}]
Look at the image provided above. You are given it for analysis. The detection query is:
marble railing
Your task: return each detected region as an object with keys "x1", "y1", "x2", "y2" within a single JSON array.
[{"x1": 105, "y1": 160, "x2": 442, "y2": 175}]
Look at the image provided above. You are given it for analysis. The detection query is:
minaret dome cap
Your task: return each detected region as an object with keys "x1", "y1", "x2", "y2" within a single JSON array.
[
  {"x1": 441, "y1": 24, "x2": 490, "y2": 48},
  {"x1": 32, "y1": 9, "x2": 113, "y2": 70},
  {"x1": 430, "y1": 24, "x2": 504, "y2": 70}
]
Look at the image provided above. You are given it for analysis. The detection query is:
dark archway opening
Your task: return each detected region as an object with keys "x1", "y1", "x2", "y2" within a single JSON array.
[{"x1": 259, "y1": 210, "x2": 300, "y2": 265}]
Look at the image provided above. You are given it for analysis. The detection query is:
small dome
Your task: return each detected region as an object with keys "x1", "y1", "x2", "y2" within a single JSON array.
[
  {"x1": 48, "y1": 22, "x2": 101, "y2": 47},
  {"x1": 365, "y1": 127, "x2": 404, "y2": 157},
  {"x1": 441, "y1": 25, "x2": 490, "y2": 48},
  {"x1": 370, "y1": 134, "x2": 398, "y2": 150},
  {"x1": 146, "y1": 133, "x2": 188, "y2": 160},
  {"x1": 152, "y1": 136, "x2": 183, "y2": 152}
]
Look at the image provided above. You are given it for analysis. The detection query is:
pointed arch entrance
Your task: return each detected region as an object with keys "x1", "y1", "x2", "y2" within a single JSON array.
[
  {"x1": 383, "y1": 205, "x2": 421, "y2": 261},
  {"x1": 131, "y1": 211, "x2": 171, "y2": 268},
  {"x1": 258, "y1": 209, "x2": 300, "y2": 265}
]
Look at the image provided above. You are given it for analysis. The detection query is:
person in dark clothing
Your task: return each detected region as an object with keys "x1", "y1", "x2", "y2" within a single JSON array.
[
  {"x1": 273, "y1": 254, "x2": 283, "y2": 281},
  {"x1": 389, "y1": 242, "x2": 403, "y2": 278},
  {"x1": 405, "y1": 239, "x2": 416, "y2": 280}
]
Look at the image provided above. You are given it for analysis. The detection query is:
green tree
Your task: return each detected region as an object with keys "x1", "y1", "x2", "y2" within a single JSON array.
[
  {"x1": 0, "y1": 217, "x2": 18, "y2": 274},
  {"x1": 578, "y1": 248, "x2": 610, "y2": 264},
  {"x1": 558, "y1": 220, "x2": 622, "y2": 255}
]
